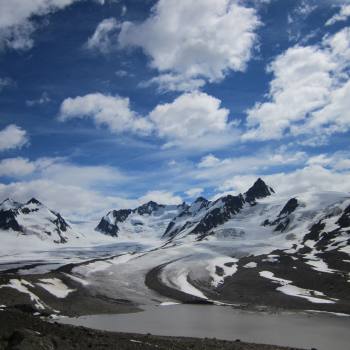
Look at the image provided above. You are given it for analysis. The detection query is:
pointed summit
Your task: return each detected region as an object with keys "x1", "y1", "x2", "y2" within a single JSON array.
[
  {"x1": 136, "y1": 201, "x2": 162, "y2": 215},
  {"x1": 194, "y1": 196, "x2": 208, "y2": 203},
  {"x1": 0, "y1": 198, "x2": 22, "y2": 211},
  {"x1": 26, "y1": 198, "x2": 42, "y2": 206},
  {"x1": 244, "y1": 178, "x2": 274, "y2": 203}
]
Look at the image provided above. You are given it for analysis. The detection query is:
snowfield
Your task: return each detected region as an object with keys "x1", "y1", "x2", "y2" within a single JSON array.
[{"x1": 0, "y1": 186, "x2": 349, "y2": 314}]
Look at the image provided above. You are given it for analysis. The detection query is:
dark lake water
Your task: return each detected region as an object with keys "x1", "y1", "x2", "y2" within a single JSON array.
[{"x1": 60, "y1": 304, "x2": 350, "y2": 350}]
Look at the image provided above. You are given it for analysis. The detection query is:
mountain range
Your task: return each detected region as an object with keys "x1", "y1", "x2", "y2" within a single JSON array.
[
  {"x1": 1, "y1": 178, "x2": 350, "y2": 251},
  {"x1": 95, "y1": 178, "x2": 301, "y2": 241}
]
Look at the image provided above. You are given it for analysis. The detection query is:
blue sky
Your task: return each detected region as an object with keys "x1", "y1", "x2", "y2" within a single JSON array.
[{"x1": 1, "y1": 0, "x2": 350, "y2": 219}]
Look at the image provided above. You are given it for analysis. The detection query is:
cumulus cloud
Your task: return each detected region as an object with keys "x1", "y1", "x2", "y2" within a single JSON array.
[
  {"x1": 59, "y1": 91, "x2": 238, "y2": 150},
  {"x1": 0, "y1": 125, "x2": 28, "y2": 151},
  {"x1": 86, "y1": 18, "x2": 120, "y2": 53},
  {"x1": 326, "y1": 4, "x2": 350, "y2": 26},
  {"x1": 59, "y1": 93, "x2": 153, "y2": 135},
  {"x1": 0, "y1": 0, "x2": 85, "y2": 51},
  {"x1": 0, "y1": 157, "x2": 36, "y2": 177},
  {"x1": 117, "y1": 0, "x2": 260, "y2": 91},
  {"x1": 149, "y1": 91, "x2": 236, "y2": 149},
  {"x1": 243, "y1": 27, "x2": 350, "y2": 142}
]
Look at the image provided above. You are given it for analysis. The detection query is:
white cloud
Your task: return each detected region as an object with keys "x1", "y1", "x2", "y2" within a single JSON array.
[
  {"x1": 307, "y1": 152, "x2": 350, "y2": 171},
  {"x1": 194, "y1": 149, "x2": 307, "y2": 184},
  {"x1": 59, "y1": 91, "x2": 238, "y2": 151},
  {"x1": 0, "y1": 0, "x2": 85, "y2": 51},
  {"x1": 326, "y1": 4, "x2": 350, "y2": 26},
  {"x1": 26, "y1": 91, "x2": 51, "y2": 107},
  {"x1": 140, "y1": 73, "x2": 206, "y2": 93},
  {"x1": 0, "y1": 157, "x2": 36, "y2": 177},
  {"x1": 0, "y1": 77, "x2": 13, "y2": 91},
  {"x1": 0, "y1": 179, "x2": 183, "y2": 219},
  {"x1": 118, "y1": 0, "x2": 260, "y2": 91},
  {"x1": 287, "y1": 0, "x2": 317, "y2": 42},
  {"x1": 40, "y1": 161, "x2": 127, "y2": 188},
  {"x1": 0, "y1": 156, "x2": 128, "y2": 188},
  {"x1": 0, "y1": 156, "x2": 137, "y2": 219},
  {"x1": 0, "y1": 179, "x2": 136, "y2": 220},
  {"x1": 59, "y1": 93, "x2": 153, "y2": 135},
  {"x1": 115, "y1": 69, "x2": 130, "y2": 77},
  {"x1": 218, "y1": 165, "x2": 350, "y2": 198},
  {"x1": 149, "y1": 91, "x2": 235, "y2": 149},
  {"x1": 185, "y1": 187, "x2": 204, "y2": 198},
  {"x1": 198, "y1": 154, "x2": 221, "y2": 168},
  {"x1": 139, "y1": 190, "x2": 182, "y2": 205},
  {"x1": 243, "y1": 27, "x2": 350, "y2": 142},
  {"x1": 86, "y1": 18, "x2": 120, "y2": 53},
  {"x1": 0, "y1": 125, "x2": 28, "y2": 151}
]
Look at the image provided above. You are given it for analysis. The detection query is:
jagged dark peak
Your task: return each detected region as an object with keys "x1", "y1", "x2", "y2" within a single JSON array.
[
  {"x1": 0, "y1": 198, "x2": 22, "y2": 211},
  {"x1": 244, "y1": 178, "x2": 274, "y2": 203},
  {"x1": 214, "y1": 193, "x2": 245, "y2": 210},
  {"x1": 26, "y1": 197, "x2": 42, "y2": 206},
  {"x1": 194, "y1": 196, "x2": 208, "y2": 203},
  {"x1": 279, "y1": 198, "x2": 298, "y2": 217},
  {"x1": 52, "y1": 212, "x2": 70, "y2": 232},
  {"x1": 337, "y1": 204, "x2": 350, "y2": 228},
  {"x1": 190, "y1": 194, "x2": 245, "y2": 235},
  {"x1": 111, "y1": 209, "x2": 132, "y2": 222},
  {"x1": 136, "y1": 201, "x2": 163, "y2": 215}
]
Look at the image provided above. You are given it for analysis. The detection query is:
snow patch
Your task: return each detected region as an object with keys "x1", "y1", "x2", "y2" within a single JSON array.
[
  {"x1": 259, "y1": 271, "x2": 337, "y2": 304},
  {"x1": 37, "y1": 278, "x2": 76, "y2": 298},
  {"x1": 206, "y1": 257, "x2": 238, "y2": 287},
  {"x1": 243, "y1": 262, "x2": 257, "y2": 268},
  {"x1": 0, "y1": 279, "x2": 46, "y2": 309},
  {"x1": 175, "y1": 269, "x2": 208, "y2": 299}
]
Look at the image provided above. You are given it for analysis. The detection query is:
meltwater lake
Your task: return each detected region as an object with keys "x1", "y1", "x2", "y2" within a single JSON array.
[{"x1": 60, "y1": 304, "x2": 350, "y2": 350}]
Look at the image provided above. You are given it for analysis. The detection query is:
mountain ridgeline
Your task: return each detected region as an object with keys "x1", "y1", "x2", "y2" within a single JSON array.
[
  {"x1": 0, "y1": 198, "x2": 80, "y2": 243},
  {"x1": 96, "y1": 178, "x2": 275, "y2": 240}
]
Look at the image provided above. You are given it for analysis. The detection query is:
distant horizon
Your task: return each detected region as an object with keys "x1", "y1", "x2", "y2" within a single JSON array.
[{"x1": 1, "y1": 0, "x2": 350, "y2": 221}]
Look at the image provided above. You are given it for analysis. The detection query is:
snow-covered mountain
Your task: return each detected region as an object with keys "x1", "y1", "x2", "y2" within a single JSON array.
[
  {"x1": 96, "y1": 178, "x2": 275, "y2": 240},
  {"x1": 0, "y1": 198, "x2": 81, "y2": 243},
  {"x1": 95, "y1": 201, "x2": 188, "y2": 240},
  {"x1": 163, "y1": 178, "x2": 274, "y2": 240},
  {"x1": 96, "y1": 178, "x2": 350, "y2": 248}
]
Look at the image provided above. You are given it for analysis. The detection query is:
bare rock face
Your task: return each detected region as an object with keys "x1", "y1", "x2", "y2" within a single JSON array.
[
  {"x1": 263, "y1": 198, "x2": 299, "y2": 232},
  {"x1": 244, "y1": 178, "x2": 274, "y2": 204},
  {"x1": 0, "y1": 198, "x2": 80, "y2": 244}
]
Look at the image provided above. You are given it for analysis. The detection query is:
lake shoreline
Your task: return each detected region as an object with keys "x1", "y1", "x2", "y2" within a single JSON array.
[{"x1": 0, "y1": 308, "x2": 303, "y2": 350}]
